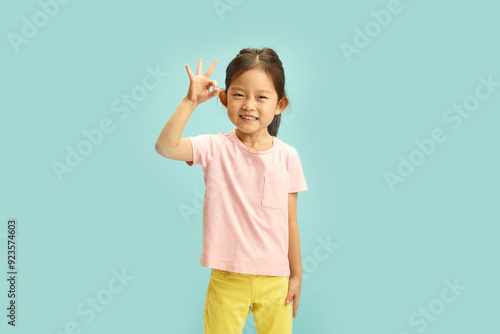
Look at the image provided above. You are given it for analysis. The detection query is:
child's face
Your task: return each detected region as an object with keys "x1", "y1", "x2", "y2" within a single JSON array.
[{"x1": 220, "y1": 68, "x2": 287, "y2": 135}]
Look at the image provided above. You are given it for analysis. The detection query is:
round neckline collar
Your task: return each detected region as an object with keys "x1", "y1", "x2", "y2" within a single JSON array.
[{"x1": 230, "y1": 128, "x2": 275, "y2": 154}]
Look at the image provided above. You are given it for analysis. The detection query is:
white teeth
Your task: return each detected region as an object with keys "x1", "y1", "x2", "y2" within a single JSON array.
[{"x1": 241, "y1": 115, "x2": 257, "y2": 120}]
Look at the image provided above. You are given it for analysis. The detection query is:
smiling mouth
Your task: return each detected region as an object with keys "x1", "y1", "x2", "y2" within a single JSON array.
[{"x1": 240, "y1": 115, "x2": 258, "y2": 120}]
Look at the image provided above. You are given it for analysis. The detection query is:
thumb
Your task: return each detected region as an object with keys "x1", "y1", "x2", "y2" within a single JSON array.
[
  {"x1": 209, "y1": 87, "x2": 219, "y2": 99},
  {"x1": 285, "y1": 290, "x2": 294, "y2": 304}
]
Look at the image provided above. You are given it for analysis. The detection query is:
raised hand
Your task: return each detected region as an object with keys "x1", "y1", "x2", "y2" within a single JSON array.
[{"x1": 185, "y1": 58, "x2": 219, "y2": 104}]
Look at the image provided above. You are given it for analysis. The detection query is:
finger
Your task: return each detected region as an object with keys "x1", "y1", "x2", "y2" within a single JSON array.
[
  {"x1": 209, "y1": 82, "x2": 219, "y2": 99},
  {"x1": 210, "y1": 80, "x2": 218, "y2": 90},
  {"x1": 204, "y1": 58, "x2": 217, "y2": 78},
  {"x1": 185, "y1": 65, "x2": 194, "y2": 80},
  {"x1": 293, "y1": 301, "x2": 298, "y2": 318},
  {"x1": 292, "y1": 295, "x2": 299, "y2": 318},
  {"x1": 196, "y1": 58, "x2": 203, "y2": 76}
]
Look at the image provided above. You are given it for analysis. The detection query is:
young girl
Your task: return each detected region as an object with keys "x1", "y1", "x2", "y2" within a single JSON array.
[{"x1": 155, "y1": 47, "x2": 308, "y2": 334}]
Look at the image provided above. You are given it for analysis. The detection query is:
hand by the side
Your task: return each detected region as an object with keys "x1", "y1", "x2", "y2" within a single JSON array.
[{"x1": 286, "y1": 275, "x2": 302, "y2": 318}]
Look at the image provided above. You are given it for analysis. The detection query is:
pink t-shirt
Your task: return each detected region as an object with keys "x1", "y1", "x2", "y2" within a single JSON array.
[{"x1": 186, "y1": 128, "x2": 308, "y2": 276}]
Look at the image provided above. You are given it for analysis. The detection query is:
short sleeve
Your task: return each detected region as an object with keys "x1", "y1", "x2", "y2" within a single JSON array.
[
  {"x1": 185, "y1": 133, "x2": 221, "y2": 168},
  {"x1": 288, "y1": 147, "x2": 308, "y2": 193}
]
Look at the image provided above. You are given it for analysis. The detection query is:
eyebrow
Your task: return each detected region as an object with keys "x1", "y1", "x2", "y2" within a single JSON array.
[{"x1": 230, "y1": 86, "x2": 272, "y2": 94}]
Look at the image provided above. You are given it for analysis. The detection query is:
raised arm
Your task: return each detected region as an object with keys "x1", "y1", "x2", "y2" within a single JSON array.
[{"x1": 155, "y1": 58, "x2": 219, "y2": 161}]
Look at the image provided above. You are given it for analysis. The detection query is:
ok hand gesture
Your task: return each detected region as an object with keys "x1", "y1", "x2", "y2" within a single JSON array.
[{"x1": 185, "y1": 58, "x2": 219, "y2": 104}]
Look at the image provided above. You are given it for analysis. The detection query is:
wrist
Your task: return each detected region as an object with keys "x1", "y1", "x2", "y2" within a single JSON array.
[
  {"x1": 183, "y1": 96, "x2": 200, "y2": 107},
  {"x1": 289, "y1": 268, "x2": 302, "y2": 279}
]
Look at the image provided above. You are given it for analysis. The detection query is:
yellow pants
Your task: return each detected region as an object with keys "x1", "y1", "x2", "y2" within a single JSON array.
[{"x1": 204, "y1": 268, "x2": 293, "y2": 334}]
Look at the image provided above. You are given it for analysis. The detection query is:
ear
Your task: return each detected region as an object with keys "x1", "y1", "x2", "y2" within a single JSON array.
[
  {"x1": 275, "y1": 96, "x2": 289, "y2": 115},
  {"x1": 219, "y1": 89, "x2": 228, "y2": 108}
]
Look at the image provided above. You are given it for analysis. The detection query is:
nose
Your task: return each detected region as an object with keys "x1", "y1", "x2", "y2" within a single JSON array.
[{"x1": 242, "y1": 98, "x2": 256, "y2": 111}]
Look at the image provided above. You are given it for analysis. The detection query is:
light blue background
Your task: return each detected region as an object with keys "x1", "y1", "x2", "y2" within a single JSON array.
[{"x1": 1, "y1": 0, "x2": 499, "y2": 333}]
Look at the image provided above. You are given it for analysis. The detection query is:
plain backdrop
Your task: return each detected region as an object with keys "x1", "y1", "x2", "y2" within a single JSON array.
[{"x1": 1, "y1": 0, "x2": 499, "y2": 333}]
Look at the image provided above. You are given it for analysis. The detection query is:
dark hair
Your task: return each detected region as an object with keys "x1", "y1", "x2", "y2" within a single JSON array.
[{"x1": 224, "y1": 47, "x2": 288, "y2": 137}]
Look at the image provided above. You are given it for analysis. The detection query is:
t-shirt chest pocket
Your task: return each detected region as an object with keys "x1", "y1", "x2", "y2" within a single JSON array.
[{"x1": 261, "y1": 175, "x2": 289, "y2": 209}]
